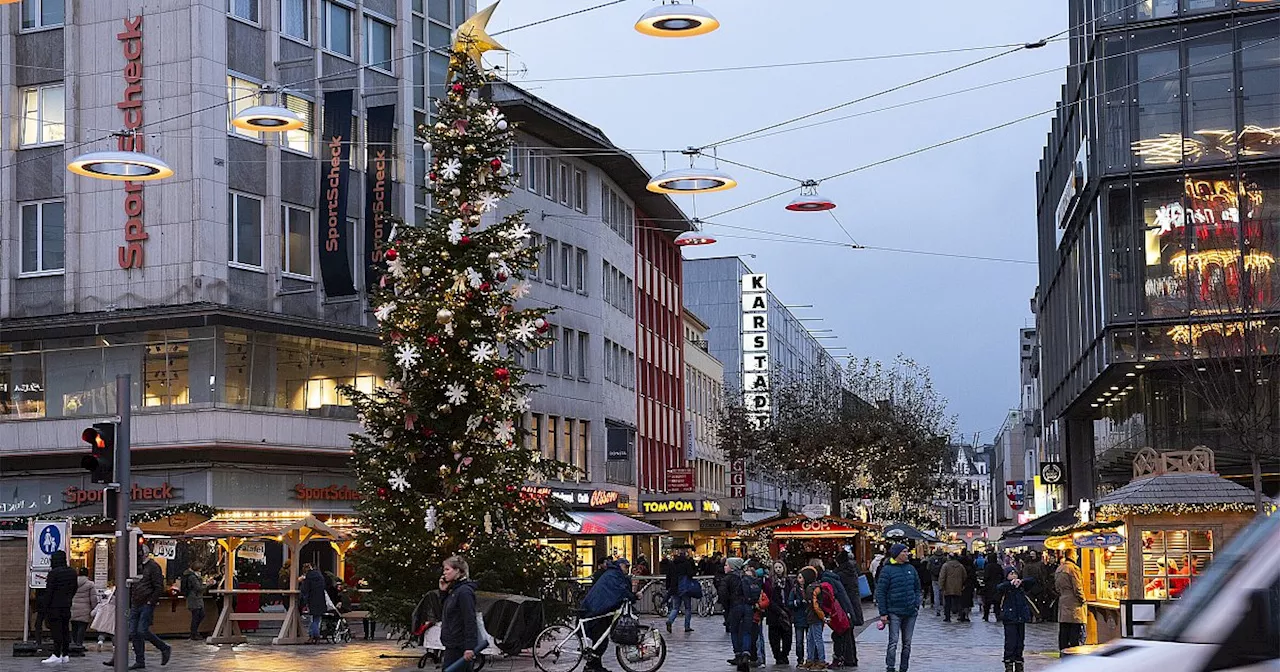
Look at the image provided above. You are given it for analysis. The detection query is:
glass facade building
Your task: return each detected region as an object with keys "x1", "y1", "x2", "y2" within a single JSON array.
[{"x1": 1035, "y1": 0, "x2": 1280, "y2": 499}]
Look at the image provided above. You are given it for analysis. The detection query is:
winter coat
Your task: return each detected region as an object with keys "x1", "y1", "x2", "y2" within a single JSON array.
[
  {"x1": 721, "y1": 570, "x2": 748, "y2": 611},
  {"x1": 831, "y1": 564, "x2": 864, "y2": 626},
  {"x1": 997, "y1": 578, "x2": 1037, "y2": 623},
  {"x1": 927, "y1": 553, "x2": 946, "y2": 581},
  {"x1": 821, "y1": 569, "x2": 855, "y2": 617},
  {"x1": 665, "y1": 555, "x2": 695, "y2": 595},
  {"x1": 130, "y1": 559, "x2": 166, "y2": 608},
  {"x1": 874, "y1": 560, "x2": 922, "y2": 618},
  {"x1": 300, "y1": 568, "x2": 329, "y2": 617},
  {"x1": 938, "y1": 559, "x2": 966, "y2": 597},
  {"x1": 960, "y1": 558, "x2": 976, "y2": 607},
  {"x1": 581, "y1": 562, "x2": 635, "y2": 617},
  {"x1": 71, "y1": 576, "x2": 99, "y2": 622},
  {"x1": 912, "y1": 559, "x2": 931, "y2": 590},
  {"x1": 181, "y1": 569, "x2": 206, "y2": 610},
  {"x1": 440, "y1": 579, "x2": 481, "y2": 651},
  {"x1": 44, "y1": 553, "x2": 78, "y2": 618},
  {"x1": 868, "y1": 554, "x2": 885, "y2": 579},
  {"x1": 765, "y1": 576, "x2": 793, "y2": 626},
  {"x1": 786, "y1": 581, "x2": 809, "y2": 627},
  {"x1": 1021, "y1": 559, "x2": 1049, "y2": 597},
  {"x1": 1055, "y1": 560, "x2": 1087, "y2": 624},
  {"x1": 982, "y1": 561, "x2": 1006, "y2": 599}
]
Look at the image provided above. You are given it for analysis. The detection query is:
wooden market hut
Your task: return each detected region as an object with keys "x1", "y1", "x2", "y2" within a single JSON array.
[
  {"x1": 741, "y1": 514, "x2": 880, "y2": 568},
  {"x1": 1046, "y1": 447, "x2": 1262, "y2": 645},
  {"x1": 184, "y1": 512, "x2": 348, "y2": 645}
]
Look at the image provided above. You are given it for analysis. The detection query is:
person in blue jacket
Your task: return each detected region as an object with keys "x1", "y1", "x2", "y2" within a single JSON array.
[
  {"x1": 997, "y1": 568, "x2": 1037, "y2": 672},
  {"x1": 874, "y1": 544, "x2": 922, "y2": 672},
  {"x1": 580, "y1": 558, "x2": 636, "y2": 672},
  {"x1": 786, "y1": 567, "x2": 809, "y2": 668}
]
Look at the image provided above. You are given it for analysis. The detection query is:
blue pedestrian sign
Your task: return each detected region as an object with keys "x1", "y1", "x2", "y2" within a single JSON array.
[
  {"x1": 30, "y1": 519, "x2": 68, "y2": 571},
  {"x1": 39, "y1": 525, "x2": 61, "y2": 555}
]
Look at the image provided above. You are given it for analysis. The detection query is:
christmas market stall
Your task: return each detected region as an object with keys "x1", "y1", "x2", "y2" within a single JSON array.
[
  {"x1": 183, "y1": 511, "x2": 348, "y2": 645},
  {"x1": 740, "y1": 514, "x2": 880, "y2": 569},
  {"x1": 1045, "y1": 447, "x2": 1262, "y2": 645}
]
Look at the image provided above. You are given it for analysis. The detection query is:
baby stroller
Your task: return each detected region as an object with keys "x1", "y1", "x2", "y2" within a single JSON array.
[{"x1": 319, "y1": 608, "x2": 353, "y2": 644}]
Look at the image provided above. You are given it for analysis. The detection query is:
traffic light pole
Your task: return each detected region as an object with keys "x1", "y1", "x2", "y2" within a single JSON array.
[{"x1": 113, "y1": 374, "x2": 131, "y2": 671}]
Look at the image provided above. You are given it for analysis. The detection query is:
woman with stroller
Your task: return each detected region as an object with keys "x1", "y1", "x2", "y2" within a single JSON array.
[{"x1": 440, "y1": 555, "x2": 482, "y2": 672}]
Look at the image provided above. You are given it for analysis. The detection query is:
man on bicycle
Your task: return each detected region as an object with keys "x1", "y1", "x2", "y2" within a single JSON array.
[{"x1": 580, "y1": 558, "x2": 637, "y2": 672}]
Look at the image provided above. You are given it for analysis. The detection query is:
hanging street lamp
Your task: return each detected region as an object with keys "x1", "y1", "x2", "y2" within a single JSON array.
[
  {"x1": 635, "y1": 2, "x2": 720, "y2": 38},
  {"x1": 232, "y1": 105, "x2": 304, "y2": 132},
  {"x1": 68, "y1": 133, "x2": 173, "y2": 181},
  {"x1": 674, "y1": 231, "x2": 717, "y2": 246},
  {"x1": 785, "y1": 180, "x2": 836, "y2": 212}
]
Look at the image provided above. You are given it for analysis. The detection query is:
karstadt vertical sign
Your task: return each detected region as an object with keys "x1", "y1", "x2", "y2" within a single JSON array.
[{"x1": 742, "y1": 273, "x2": 770, "y2": 429}]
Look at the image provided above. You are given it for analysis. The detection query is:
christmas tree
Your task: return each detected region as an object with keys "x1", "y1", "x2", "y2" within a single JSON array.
[{"x1": 342, "y1": 24, "x2": 571, "y2": 625}]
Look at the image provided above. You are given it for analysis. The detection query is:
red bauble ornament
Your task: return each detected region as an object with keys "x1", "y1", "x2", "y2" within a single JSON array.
[
  {"x1": 460, "y1": 235, "x2": 471, "y2": 245},
  {"x1": 384, "y1": 248, "x2": 398, "y2": 261},
  {"x1": 490, "y1": 158, "x2": 503, "y2": 171},
  {"x1": 451, "y1": 83, "x2": 464, "y2": 93},
  {"x1": 390, "y1": 331, "x2": 404, "y2": 342},
  {"x1": 494, "y1": 367, "x2": 510, "y2": 381},
  {"x1": 377, "y1": 487, "x2": 388, "y2": 498},
  {"x1": 535, "y1": 318, "x2": 549, "y2": 334},
  {"x1": 465, "y1": 291, "x2": 474, "y2": 300},
  {"x1": 497, "y1": 272, "x2": 509, "y2": 282},
  {"x1": 479, "y1": 282, "x2": 491, "y2": 292},
  {"x1": 427, "y1": 335, "x2": 440, "y2": 347}
]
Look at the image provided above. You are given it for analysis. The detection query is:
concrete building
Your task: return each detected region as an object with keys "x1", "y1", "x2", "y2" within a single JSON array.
[
  {"x1": 683, "y1": 310, "x2": 726, "y2": 502},
  {"x1": 681, "y1": 256, "x2": 840, "y2": 517}
]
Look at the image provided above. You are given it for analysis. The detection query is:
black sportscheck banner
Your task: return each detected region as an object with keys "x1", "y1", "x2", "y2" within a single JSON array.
[
  {"x1": 364, "y1": 104, "x2": 396, "y2": 292},
  {"x1": 318, "y1": 90, "x2": 356, "y2": 297}
]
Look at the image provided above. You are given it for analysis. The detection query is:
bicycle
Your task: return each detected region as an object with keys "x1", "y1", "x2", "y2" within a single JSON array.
[
  {"x1": 532, "y1": 602, "x2": 666, "y2": 672},
  {"x1": 649, "y1": 583, "x2": 670, "y2": 617},
  {"x1": 696, "y1": 579, "x2": 718, "y2": 617}
]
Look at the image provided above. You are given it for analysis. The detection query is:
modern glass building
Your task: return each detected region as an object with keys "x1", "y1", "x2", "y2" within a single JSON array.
[{"x1": 1034, "y1": 0, "x2": 1280, "y2": 500}]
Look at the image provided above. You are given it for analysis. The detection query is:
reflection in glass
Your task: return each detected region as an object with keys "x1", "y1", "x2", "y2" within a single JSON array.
[
  {"x1": 1243, "y1": 168, "x2": 1280, "y2": 310},
  {"x1": 1132, "y1": 45, "x2": 1183, "y2": 167},
  {"x1": 1240, "y1": 25, "x2": 1280, "y2": 159},
  {"x1": 1141, "y1": 178, "x2": 1190, "y2": 316},
  {"x1": 1183, "y1": 27, "x2": 1235, "y2": 164}
]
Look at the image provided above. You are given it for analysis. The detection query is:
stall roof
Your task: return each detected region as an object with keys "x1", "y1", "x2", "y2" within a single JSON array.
[
  {"x1": 184, "y1": 514, "x2": 347, "y2": 540},
  {"x1": 999, "y1": 507, "x2": 1079, "y2": 541},
  {"x1": 1095, "y1": 472, "x2": 1257, "y2": 507},
  {"x1": 746, "y1": 515, "x2": 878, "y2": 532},
  {"x1": 883, "y1": 523, "x2": 940, "y2": 542},
  {"x1": 547, "y1": 512, "x2": 667, "y2": 536}
]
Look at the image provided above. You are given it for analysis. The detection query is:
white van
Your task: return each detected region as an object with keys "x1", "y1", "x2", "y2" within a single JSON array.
[{"x1": 1051, "y1": 512, "x2": 1279, "y2": 671}]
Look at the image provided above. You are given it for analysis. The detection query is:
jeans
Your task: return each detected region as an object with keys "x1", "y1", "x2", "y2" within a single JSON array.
[
  {"x1": 666, "y1": 595, "x2": 692, "y2": 630},
  {"x1": 754, "y1": 621, "x2": 766, "y2": 661},
  {"x1": 932, "y1": 584, "x2": 942, "y2": 612},
  {"x1": 728, "y1": 605, "x2": 753, "y2": 656},
  {"x1": 309, "y1": 612, "x2": 322, "y2": 638},
  {"x1": 805, "y1": 622, "x2": 825, "y2": 664},
  {"x1": 1004, "y1": 622, "x2": 1026, "y2": 662},
  {"x1": 944, "y1": 595, "x2": 962, "y2": 620},
  {"x1": 71, "y1": 620, "x2": 89, "y2": 647},
  {"x1": 48, "y1": 613, "x2": 70, "y2": 657},
  {"x1": 1058, "y1": 622, "x2": 1084, "y2": 651},
  {"x1": 793, "y1": 624, "x2": 807, "y2": 664},
  {"x1": 886, "y1": 614, "x2": 916, "y2": 672},
  {"x1": 442, "y1": 647, "x2": 472, "y2": 672},
  {"x1": 768, "y1": 619, "x2": 792, "y2": 661},
  {"x1": 129, "y1": 603, "x2": 170, "y2": 665},
  {"x1": 188, "y1": 607, "x2": 205, "y2": 638}
]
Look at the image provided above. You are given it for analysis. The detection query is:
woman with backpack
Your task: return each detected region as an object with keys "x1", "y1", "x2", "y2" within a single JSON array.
[{"x1": 997, "y1": 567, "x2": 1037, "y2": 672}]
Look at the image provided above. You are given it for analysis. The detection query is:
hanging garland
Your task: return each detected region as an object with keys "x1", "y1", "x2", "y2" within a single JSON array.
[{"x1": 0, "y1": 503, "x2": 220, "y2": 532}]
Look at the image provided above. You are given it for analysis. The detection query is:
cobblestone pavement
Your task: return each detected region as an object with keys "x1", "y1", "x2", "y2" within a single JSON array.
[{"x1": 6, "y1": 606, "x2": 1063, "y2": 671}]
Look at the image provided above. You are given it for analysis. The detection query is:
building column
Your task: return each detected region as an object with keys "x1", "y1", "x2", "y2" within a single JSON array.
[{"x1": 1065, "y1": 416, "x2": 1096, "y2": 503}]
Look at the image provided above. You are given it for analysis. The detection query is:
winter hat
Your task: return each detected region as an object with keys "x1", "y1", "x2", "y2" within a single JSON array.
[
  {"x1": 726, "y1": 557, "x2": 746, "y2": 571},
  {"x1": 888, "y1": 543, "x2": 908, "y2": 560},
  {"x1": 798, "y1": 566, "x2": 819, "y2": 585}
]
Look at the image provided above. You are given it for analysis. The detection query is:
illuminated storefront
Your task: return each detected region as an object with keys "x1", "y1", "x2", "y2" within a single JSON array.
[{"x1": 639, "y1": 497, "x2": 735, "y2": 559}]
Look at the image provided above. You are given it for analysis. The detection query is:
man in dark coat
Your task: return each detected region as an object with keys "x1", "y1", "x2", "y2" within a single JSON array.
[
  {"x1": 581, "y1": 558, "x2": 636, "y2": 672},
  {"x1": 664, "y1": 548, "x2": 696, "y2": 633},
  {"x1": 833, "y1": 552, "x2": 865, "y2": 667},
  {"x1": 300, "y1": 563, "x2": 329, "y2": 643},
  {"x1": 42, "y1": 550, "x2": 78, "y2": 664},
  {"x1": 722, "y1": 557, "x2": 752, "y2": 668},
  {"x1": 982, "y1": 553, "x2": 1006, "y2": 621},
  {"x1": 910, "y1": 555, "x2": 931, "y2": 610},
  {"x1": 959, "y1": 553, "x2": 976, "y2": 622},
  {"x1": 129, "y1": 546, "x2": 172, "y2": 668}
]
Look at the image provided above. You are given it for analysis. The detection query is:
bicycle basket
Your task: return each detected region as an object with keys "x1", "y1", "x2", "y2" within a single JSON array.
[{"x1": 611, "y1": 614, "x2": 641, "y2": 646}]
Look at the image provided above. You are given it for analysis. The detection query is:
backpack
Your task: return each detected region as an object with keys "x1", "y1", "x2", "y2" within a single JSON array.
[
  {"x1": 821, "y1": 582, "x2": 851, "y2": 635},
  {"x1": 756, "y1": 587, "x2": 771, "y2": 612},
  {"x1": 741, "y1": 574, "x2": 763, "y2": 606}
]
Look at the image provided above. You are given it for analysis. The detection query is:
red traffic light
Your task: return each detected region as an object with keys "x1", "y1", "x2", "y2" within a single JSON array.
[
  {"x1": 81, "y1": 422, "x2": 115, "y2": 484},
  {"x1": 82, "y1": 427, "x2": 107, "y2": 449}
]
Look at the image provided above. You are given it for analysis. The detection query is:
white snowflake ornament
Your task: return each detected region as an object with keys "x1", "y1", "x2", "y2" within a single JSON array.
[
  {"x1": 445, "y1": 383, "x2": 468, "y2": 405},
  {"x1": 513, "y1": 320, "x2": 536, "y2": 342},
  {"x1": 448, "y1": 219, "x2": 466, "y2": 245},
  {"x1": 440, "y1": 158, "x2": 462, "y2": 180},
  {"x1": 387, "y1": 256, "x2": 407, "y2": 280},
  {"x1": 388, "y1": 470, "x2": 410, "y2": 492},
  {"x1": 374, "y1": 302, "x2": 396, "y2": 322},
  {"x1": 395, "y1": 343, "x2": 421, "y2": 369},
  {"x1": 470, "y1": 342, "x2": 496, "y2": 363},
  {"x1": 465, "y1": 267, "x2": 484, "y2": 289},
  {"x1": 477, "y1": 192, "x2": 500, "y2": 212}
]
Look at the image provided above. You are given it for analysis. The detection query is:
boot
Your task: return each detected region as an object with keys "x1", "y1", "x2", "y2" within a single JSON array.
[
  {"x1": 1003, "y1": 662, "x2": 1015, "y2": 672},
  {"x1": 1013, "y1": 662, "x2": 1024, "y2": 672}
]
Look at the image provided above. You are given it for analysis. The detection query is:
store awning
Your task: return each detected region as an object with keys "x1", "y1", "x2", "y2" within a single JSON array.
[
  {"x1": 883, "y1": 523, "x2": 939, "y2": 542},
  {"x1": 998, "y1": 507, "x2": 1078, "y2": 543},
  {"x1": 547, "y1": 512, "x2": 667, "y2": 536}
]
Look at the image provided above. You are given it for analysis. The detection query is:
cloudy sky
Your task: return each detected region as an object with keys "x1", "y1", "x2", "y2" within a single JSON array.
[{"x1": 492, "y1": 1, "x2": 1069, "y2": 440}]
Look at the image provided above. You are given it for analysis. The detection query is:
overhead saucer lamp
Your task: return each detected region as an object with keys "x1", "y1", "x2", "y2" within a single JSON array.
[
  {"x1": 635, "y1": 2, "x2": 720, "y2": 38},
  {"x1": 232, "y1": 87, "x2": 304, "y2": 132},
  {"x1": 68, "y1": 133, "x2": 173, "y2": 181},
  {"x1": 785, "y1": 180, "x2": 836, "y2": 212},
  {"x1": 674, "y1": 231, "x2": 717, "y2": 246}
]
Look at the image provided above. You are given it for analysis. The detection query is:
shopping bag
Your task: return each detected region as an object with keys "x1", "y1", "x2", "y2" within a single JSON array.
[
  {"x1": 679, "y1": 576, "x2": 703, "y2": 599},
  {"x1": 857, "y1": 574, "x2": 871, "y2": 599},
  {"x1": 90, "y1": 590, "x2": 116, "y2": 635}
]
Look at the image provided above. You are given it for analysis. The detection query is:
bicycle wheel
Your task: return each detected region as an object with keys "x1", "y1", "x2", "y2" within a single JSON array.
[
  {"x1": 533, "y1": 624, "x2": 587, "y2": 672},
  {"x1": 615, "y1": 627, "x2": 667, "y2": 672},
  {"x1": 651, "y1": 590, "x2": 669, "y2": 617}
]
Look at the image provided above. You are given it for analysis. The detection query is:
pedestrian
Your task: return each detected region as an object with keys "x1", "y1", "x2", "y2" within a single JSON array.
[
  {"x1": 752, "y1": 565, "x2": 769, "y2": 667},
  {"x1": 997, "y1": 568, "x2": 1037, "y2": 672},
  {"x1": 910, "y1": 555, "x2": 931, "y2": 610},
  {"x1": 874, "y1": 544, "x2": 921, "y2": 672},
  {"x1": 180, "y1": 564, "x2": 207, "y2": 640},
  {"x1": 41, "y1": 550, "x2": 77, "y2": 664},
  {"x1": 832, "y1": 552, "x2": 865, "y2": 667},
  {"x1": 765, "y1": 561, "x2": 793, "y2": 666},
  {"x1": 634, "y1": 554, "x2": 650, "y2": 577},
  {"x1": 439, "y1": 556, "x2": 482, "y2": 672},
  {"x1": 982, "y1": 552, "x2": 1005, "y2": 622},
  {"x1": 958, "y1": 553, "x2": 975, "y2": 622},
  {"x1": 798, "y1": 566, "x2": 828, "y2": 671},
  {"x1": 581, "y1": 558, "x2": 636, "y2": 672},
  {"x1": 723, "y1": 557, "x2": 754, "y2": 670},
  {"x1": 1020, "y1": 553, "x2": 1049, "y2": 623},
  {"x1": 938, "y1": 554, "x2": 966, "y2": 622},
  {"x1": 301, "y1": 562, "x2": 329, "y2": 644},
  {"x1": 868, "y1": 550, "x2": 885, "y2": 584},
  {"x1": 128, "y1": 546, "x2": 173, "y2": 668},
  {"x1": 926, "y1": 551, "x2": 945, "y2": 616},
  {"x1": 31, "y1": 587, "x2": 47, "y2": 650},
  {"x1": 1054, "y1": 554, "x2": 1086, "y2": 651},
  {"x1": 786, "y1": 566, "x2": 809, "y2": 668},
  {"x1": 664, "y1": 547, "x2": 696, "y2": 634},
  {"x1": 70, "y1": 566, "x2": 98, "y2": 649}
]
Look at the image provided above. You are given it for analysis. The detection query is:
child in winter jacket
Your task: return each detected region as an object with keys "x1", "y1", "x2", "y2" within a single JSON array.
[
  {"x1": 997, "y1": 569, "x2": 1038, "y2": 672},
  {"x1": 786, "y1": 573, "x2": 809, "y2": 667},
  {"x1": 798, "y1": 566, "x2": 828, "y2": 670}
]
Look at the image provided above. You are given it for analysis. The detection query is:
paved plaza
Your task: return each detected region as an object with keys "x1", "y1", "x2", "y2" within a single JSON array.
[{"x1": 7, "y1": 606, "x2": 1065, "y2": 672}]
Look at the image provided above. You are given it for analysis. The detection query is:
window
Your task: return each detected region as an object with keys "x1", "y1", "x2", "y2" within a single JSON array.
[
  {"x1": 1241, "y1": 22, "x2": 1280, "y2": 160},
  {"x1": 364, "y1": 16, "x2": 393, "y2": 72},
  {"x1": 280, "y1": 94, "x2": 314, "y2": 153},
  {"x1": 281, "y1": 0, "x2": 309, "y2": 41},
  {"x1": 20, "y1": 201, "x2": 64, "y2": 274},
  {"x1": 542, "y1": 238, "x2": 557, "y2": 285},
  {"x1": 512, "y1": 146, "x2": 525, "y2": 189},
  {"x1": 21, "y1": 0, "x2": 63, "y2": 29},
  {"x1": 281, "y1": 205, "x2": 312, "y2": 278},
  {"x1": 228, "y1": 192, "x2": 264, "y2": 268},
  {"x1": 527, "y1": 149, "x2": 540, "y2": 194},
  {"x1": 547, "y1": 416, "x2": 560, "y2": 463},
  {"x1": 1141, "y1": 529, "x2": 1213, "y2": 599},
  {"x1": 575, "y1": 248, "x2": 587, "y2": 293},
  {"x1": 528, "y1": 234, "x2": 542, "y2": 281},
  {"x1": 322, "y1": 1, "x2": 354, "y2": 57},
  {"x1": 577, "y1": 420, "x2": 590, "y2": 478},
  {"x1": 228, "y1": 0, "x2": 258, "y2": 22},
  {"x1": 543, "y1": 156, "x2": 555, "y2": 199},
  {"x1": 561, "y1": 330, "x2": 575, "y2": 377},
  {"x1": 1183, "y1": 26, "x2": 1234, "y2": 165},
  {"x1": 573, "y1": 169, "x2": 586, "y2": 212},
  {"x1": 1132, "y1": 35, "x2": 1181, "y2": 168},
  {"x1": 559, "y1": 163, "x2": 571, "y2": 207},
  {"x1": 546, "y1": 326, "x2": 558, "y2": 374},
  {"x1": 563, "y1": 418, "x2": 575, "y2": 469},
  {"x1": 19, "y1": 84, "x2": 64, "y2": 146},
  {"x1": 577, "y1": 332, "x2": 589, "y2": 380},
  {"x1": 560, "y1": 243, "x2": 572, "y2": 289},
  {"x1": 227, "y1": 75, "x2": 262, "y2": 140}
]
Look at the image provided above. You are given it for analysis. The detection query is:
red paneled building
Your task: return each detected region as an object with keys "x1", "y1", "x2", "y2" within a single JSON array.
[{"x1": 635, "y1": 217, "x2": 686, "y2": 494}]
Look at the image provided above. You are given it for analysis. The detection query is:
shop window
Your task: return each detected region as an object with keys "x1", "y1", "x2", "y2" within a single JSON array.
[
  {"x1": 144, "y1": 342, "x2": 190, "y2": 407},
  {"x1": 1139, "y1": 176, "x2": 1190, "y2": 317},
  {"x1": 1242, "y1": 168, "x2": 1280, "y2": 311},
  {"x1": 1141, "y1": 529, "x2": 1213, "y2": 599},
  {"x1": 1184, "y1": 172, "x2": 1244, "y2": 315},
  {"x1": 1240, "y1": 23, "x2": 1280, "y2": 160},
  {"x1": 22, "y1": 0, "x2": 63, "y2": 29},
  {"x1": 20, "y1": 200, "x2": 65, "y2": 275},
  {"x1": 20, "y1": 84, "x2": 64, "y2": 147},
  {"x1": 0, "y1": 347, "x2": 45, "y2": 418}
]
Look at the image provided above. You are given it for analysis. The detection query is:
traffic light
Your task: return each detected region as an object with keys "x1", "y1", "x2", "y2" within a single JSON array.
[{"x1": 81, "y1": 422, "x2": 115, "y2": 484}]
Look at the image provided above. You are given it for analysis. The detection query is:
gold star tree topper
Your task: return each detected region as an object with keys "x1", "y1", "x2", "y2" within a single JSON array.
[{"x1": 451, "y1": 2, "x2": 507, "y2": 71}]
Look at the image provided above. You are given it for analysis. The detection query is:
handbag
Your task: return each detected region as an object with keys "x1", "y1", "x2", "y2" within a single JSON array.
[
  {"x1": 611, "y1": 613, "x2": 641, "y2": 645},
  {"x1": 678, "y1": 576, "x2": 703, "y2": 599}
]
